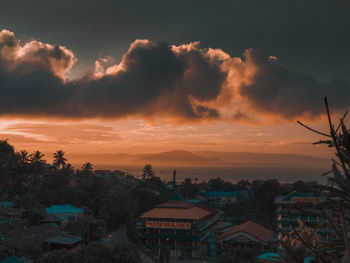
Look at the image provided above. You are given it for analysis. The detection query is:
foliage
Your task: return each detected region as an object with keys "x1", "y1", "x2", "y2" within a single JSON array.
[
  {"x1": 179, "y1": 178, "x2": 199, "y2": 198},
  {"x1": 65, "y1": 214, "x2": 106, "y2": 243},
  {"x1": 283, "y1": 97, "x2": 350, "y2": 262},
  {"x1": 72, "y1": 242, "x2": 115, "y2": 263},
  {"x1": 81, "y1": 162, "x2": 94, "y2": 176},
  {"x1": 104, "y1": 184, "x2": 139, "y2": 231},
  {"x1": 53, "y1": 150, "x2": 67, "y2": 168},
  {"x1": 141, "y1": 164, "x2": 155, "y2": 179},
  {"x1": 29, "y1": 150, "x2": 46, "y2": 171},
  {"x1": 114, "y1": 243, "x2": 141, "y2": 263}
]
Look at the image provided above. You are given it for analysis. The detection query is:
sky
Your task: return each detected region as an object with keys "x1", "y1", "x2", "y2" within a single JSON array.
[{"x1": 0, "y1": 0, "x2": 349, "y2": 167}]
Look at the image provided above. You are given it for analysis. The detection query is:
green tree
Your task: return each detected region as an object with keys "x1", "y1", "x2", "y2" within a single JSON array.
[
  {"x1": 285, "y1": 97, "x2": 350, "y2": 262},
  {"x1": 65, "y1": 214, "x2": 106, "y2": 243},
  {"x1": 42, "y1": 249, "x2": 74, "y2": 263},
  {"x1": 82, "y1": 162, "x2": 94, "y2": 176},
  {"x1": 17, "y1": 150, "x2": 30, "y2": 169},
  {"x1": 0, "y1": 139, "x2": 17, "y2": 173},
  {"x1": 53, "y1": 150, "x2": 67, "y2": 169},
  {"x1": 29, "y1": 150, "x2": 46, "y2": 171},
  {"x1": 73, "y1": 242, "x2": 115, "y2": 263},
  {"x1": 141, "y1": 164, "x2": 155, "y2": 179},
  {"x1": 104, "y1": 184, "x2": 139, "y2": 231}
]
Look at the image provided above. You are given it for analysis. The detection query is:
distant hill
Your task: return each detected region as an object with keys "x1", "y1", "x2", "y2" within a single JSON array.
[
  {"x1": 194, "y1": 151, "x2": 329, "y2": 166},
  {"x1": 114, "y1": 150, "x2": 228, "y2": 166},
  {"x1": 112, "y1": 150, "x2": 329, "y2": 167}
]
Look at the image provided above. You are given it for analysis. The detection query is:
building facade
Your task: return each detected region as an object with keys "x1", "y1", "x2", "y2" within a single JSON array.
[
  {"x1": 217, "y1": 221, "x2": 273, "y2": 252},
  {"x1": 275, "y1": 191, "x2": 332, "y2": 241},
  {"x1": 137, "y1": 194, "x2": 219, "y2": 260}
]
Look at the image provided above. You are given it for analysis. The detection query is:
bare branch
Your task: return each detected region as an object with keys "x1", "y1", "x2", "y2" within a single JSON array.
[
  {"x1": 335, "y1": 111, "x2": 348, "y2": 133},
  {"x1": 297, "y1": 121, "x2": 331, "y2": 137},
  {"x1": 325, "y1": 97, "x2": 350, "y2": 181}
]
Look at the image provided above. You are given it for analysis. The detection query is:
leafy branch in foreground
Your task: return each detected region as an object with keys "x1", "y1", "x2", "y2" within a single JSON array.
[{"x1": 284, "y1": 97, "x2": 350, "y2": 262}]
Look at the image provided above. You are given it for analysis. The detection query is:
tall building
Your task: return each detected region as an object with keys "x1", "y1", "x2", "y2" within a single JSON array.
[
  {"x1": 137, "y1": 193, "x2": 219, "y2": 260},
  {"x1": 275, "y1": 191, "x2": 332, "y2": 241}
]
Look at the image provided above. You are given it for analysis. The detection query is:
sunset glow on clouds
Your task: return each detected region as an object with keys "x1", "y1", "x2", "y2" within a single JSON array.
[
  {"x1": 0, "y1": 29, "x2": 346, "y2": 164},
  {"x1": 1, "y1": 29, "x2": 349, "y2": 122}
]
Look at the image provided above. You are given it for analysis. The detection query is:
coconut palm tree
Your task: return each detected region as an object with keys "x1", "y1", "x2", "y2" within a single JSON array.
[
  {"x1": 81, "y1": 162, "x2": 93, "y2": 176},
  {"x1": 53, "y1": 150, "x2": 67, "y2": 169},
  {"x1": 29, "y1": 151, "x2": 46, "y2": 171},
  {"x1": 17, "y1": 150, "x2": 30, "y2": 168}
]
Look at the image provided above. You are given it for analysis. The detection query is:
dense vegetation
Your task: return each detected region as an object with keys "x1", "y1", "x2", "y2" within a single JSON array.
[{"x1": 0, "y1": 139, "x2": 321, "y2": 261}]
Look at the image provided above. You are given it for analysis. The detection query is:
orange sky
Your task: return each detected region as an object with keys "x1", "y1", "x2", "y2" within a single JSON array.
[
  {"x1": 0, "y1": 117, "x2": 335, "y2": 167},
  {"x1": 0, "y1": 29, "x2": 344, "y2": 169}
]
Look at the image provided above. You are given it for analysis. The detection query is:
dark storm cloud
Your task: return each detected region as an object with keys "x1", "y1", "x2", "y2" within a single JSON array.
[
  {"x1": 0, "y1": 0, "x2": 349, "y2": 81},
  {"x1": 0, "y1": 31, "x2": 225, "y2": 120},
  {"x1": 238, "y1": 49, "x2": 350, "y2": 119},
  {"x1": 1, "y1": 29, "x2": 350, "y2": 122}
]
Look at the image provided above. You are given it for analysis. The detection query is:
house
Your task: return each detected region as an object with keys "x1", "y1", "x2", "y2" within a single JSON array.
[
  {"x1": 40, "y1": 214, "x2": 62, "y2": 225},
  {"x1": 217, "y1": 221, "x2": 274, "y2": 251},
  {"x1": 0, "y1": 256, "x2": 33, "y2": 263},
  {"x1": 0, "y1": 208, "x2": 23, "y2": 224},
  {"x1": 138, "y1": 192, "x2": 219, "y2": 259},
  {"x1": 0, "y1": 202, "x2": 14, "y2": 209},
  {"x1": 0, "y1": 223, "x2": 81, "y2": 253},
  {"x1": 275, "y1": 191, "x2": 331, "y2": 241},
  {"x1": 203, "y1": 191, "x2": 238, "y2": 207},
  {"x1": 45, "y1": 204, "x2": 83, "y2": 223}
]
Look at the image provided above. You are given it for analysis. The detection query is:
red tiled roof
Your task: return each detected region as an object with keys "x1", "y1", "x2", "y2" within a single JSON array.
[
  {"x1": 141, "y1": 201, "x2": 211, "y2": 220},
  {"x1": 218, "y1": 221, "x2": 273, "y2": 243}
]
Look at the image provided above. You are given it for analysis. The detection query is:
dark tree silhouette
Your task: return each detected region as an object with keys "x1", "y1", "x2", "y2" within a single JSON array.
[
  {"x1": 53, "y1": 150, "x2": 67, "y2": 169},
  {"x1": 141, "y1": 164, "x2": 155, "y2": 179},
  {"x1": 81, "y1": 162, "x2": 94, "y2": 176},
  {"x1": 29, "y1": 151, "x2": 46, "y2": 171}
]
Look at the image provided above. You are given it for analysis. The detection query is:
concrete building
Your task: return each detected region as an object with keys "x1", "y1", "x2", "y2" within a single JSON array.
[
  {"x1": 137, "y1": 193, "x2": 219, "y2": 260},
  {"x1": 275, "y1": 191, "x2": 332, "y2": 241}
]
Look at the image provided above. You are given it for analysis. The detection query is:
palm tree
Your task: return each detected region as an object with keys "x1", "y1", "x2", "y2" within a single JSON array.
[
  {"x1": 29, "y1": 151, "x2": 46, "y2": 171},
  {"x1": 53, "y1": 150, "x2": 67, "y2": 169},
  {"x1": 17, "y1": 150, "x2": 30, "y2": 168},
  {"x1": 81, "y1": 162, "x2": 93, "y2": 176}
]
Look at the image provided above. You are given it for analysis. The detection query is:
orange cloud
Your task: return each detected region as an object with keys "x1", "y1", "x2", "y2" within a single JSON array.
[{"x1": 0, "y1": 29, "x2": 349, "y2": 123}]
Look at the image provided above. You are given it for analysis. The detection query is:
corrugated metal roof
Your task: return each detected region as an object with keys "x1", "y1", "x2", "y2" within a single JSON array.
[
  {"x1": 141, "y1": 201, "x2": 211, "y2": 220},
  {"x1": 0, "y1": 257, "x2": 25, "y2": 263},
  {"x1": 218, "y1": 221, "x2": 273, "y2": 243},
  {"x1": 46, "y1": 235, "x2": 82, "y2": 245},
  {"x1": 45, "y1": 204, "x2": 83, "y2": 214}
]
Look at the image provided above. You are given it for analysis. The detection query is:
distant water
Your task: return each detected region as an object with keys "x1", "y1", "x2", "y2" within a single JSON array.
[{"x1": 92, "y1": 164, "x2": 329, "y2": 183}]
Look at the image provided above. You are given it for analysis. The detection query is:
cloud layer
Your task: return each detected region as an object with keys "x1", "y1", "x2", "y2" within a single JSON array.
[{"x1": 0, "y1": 29, "x2": 349, "y2": 122}]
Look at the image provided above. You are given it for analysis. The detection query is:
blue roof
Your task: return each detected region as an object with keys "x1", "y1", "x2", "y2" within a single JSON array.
[
  {"x1": 0, "y1": 257, "x2": 25, "y2": 263},
  {"x1": 45, "y1": 204, "x2": 83, "y2": 214},
  {"x1": 203, "y1": 190, "x2": 238, "y2": 197},
  {"x1": 257, "y1": 252, "x2": 281, "y2": 261},
  {"x1": 304, "y1": 257, "x2": 315, "y2": 263},
  {"x1": 187, "y1": 199, "x2": 201, "y2": 204},
  {"x1": 170, "y1": 192, "x2": 184, "y2": 201},
  {"x1": 0, "y1": 201, "x2": 14, "y2": 208}
]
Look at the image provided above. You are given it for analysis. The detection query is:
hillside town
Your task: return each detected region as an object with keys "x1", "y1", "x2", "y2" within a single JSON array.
[{"x1": 0, "y1": 138, "x2": 345, "y2": 263}]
